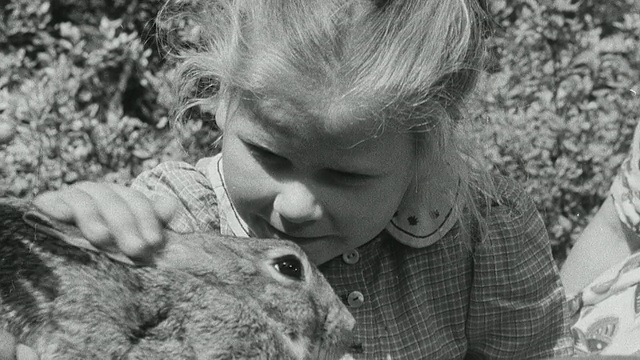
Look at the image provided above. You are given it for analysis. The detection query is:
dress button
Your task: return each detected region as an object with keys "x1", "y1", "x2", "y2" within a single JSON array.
[
  {"x1": 342, "y1": 249, "x2": 360, "y2": 265},
  {"x1": 347, "y1": 291, "x2": 365, "y2": 308}
]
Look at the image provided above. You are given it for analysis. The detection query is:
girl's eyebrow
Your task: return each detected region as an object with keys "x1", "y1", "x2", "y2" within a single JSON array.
[{"x1": 248, "y1": 99, "x2": 312, "y2": 138}]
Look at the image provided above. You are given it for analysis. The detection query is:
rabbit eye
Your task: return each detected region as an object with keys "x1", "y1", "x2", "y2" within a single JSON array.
[{"x1": 273, "y1": 255, "x2": 303, "y2": 280}]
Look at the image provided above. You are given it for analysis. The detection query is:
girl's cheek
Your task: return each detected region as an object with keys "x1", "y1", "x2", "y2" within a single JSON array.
[{"x1": 225, "y1": 150, "x2": 273, "y2": 204}]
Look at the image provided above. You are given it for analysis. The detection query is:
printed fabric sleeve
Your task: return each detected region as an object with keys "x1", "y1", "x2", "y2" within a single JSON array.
[
  {"x1": 465, "y1": 177, "x2": 574, "y2": 359},
  {"x1": 131, "y1": 161, "x2": 221, "y2": 234},
  {"x1": 610, "y1": 120, "x2": 640, "y2": 234}
]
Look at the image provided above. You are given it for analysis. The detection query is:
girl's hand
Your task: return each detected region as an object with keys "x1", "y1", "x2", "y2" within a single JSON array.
[
  {"x1": 0, "y1": 330, "x2": 38, "y2": 360},
  {"x1": 32, "y1": 182, "x2": 178, "y2": 263}
]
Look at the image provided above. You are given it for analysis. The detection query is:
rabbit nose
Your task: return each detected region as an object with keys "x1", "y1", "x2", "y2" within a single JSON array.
[{"x1": 273, "y1": 182, "x2": 322, "y2": 224}]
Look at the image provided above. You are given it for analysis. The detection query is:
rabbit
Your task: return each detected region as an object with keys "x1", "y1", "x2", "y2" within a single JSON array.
[{"x1": 0, "y1": 198, "x2": 356, "y2": 359}]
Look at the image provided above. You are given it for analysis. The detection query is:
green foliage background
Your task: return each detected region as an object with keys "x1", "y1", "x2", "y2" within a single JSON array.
[{"x1": 1, "y1": 0, "x2": 639, "y2": 265}]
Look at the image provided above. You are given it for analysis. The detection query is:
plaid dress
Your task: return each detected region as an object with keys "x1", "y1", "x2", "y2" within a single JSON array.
[{"x1": 132, "y1": 157, "x2": 573, "y2": 359}]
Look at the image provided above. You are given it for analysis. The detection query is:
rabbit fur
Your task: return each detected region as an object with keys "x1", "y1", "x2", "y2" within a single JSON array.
[{"x1": 0, "y1": 199, "x2": 355, "y2": 359}]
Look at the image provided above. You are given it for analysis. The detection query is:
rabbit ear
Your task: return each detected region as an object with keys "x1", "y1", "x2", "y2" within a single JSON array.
[{"x1": 22, "y1": 210, "x2": 136, "y2": 266}]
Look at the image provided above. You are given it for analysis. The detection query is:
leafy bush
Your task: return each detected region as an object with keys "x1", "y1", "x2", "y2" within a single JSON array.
[
  {"x1": 469, "y1": 0, "x2": 640, "y2": 264},
  {"x1": 0, "y1": 0, "x2": 219, "y2": 197},
  {"x1": 1, "y1": 0, "x2": 639, "y2": 265}
]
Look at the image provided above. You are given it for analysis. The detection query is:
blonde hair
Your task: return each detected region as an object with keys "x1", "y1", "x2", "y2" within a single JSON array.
[{"x1": 158, "y1": 0, "x2": 498, "y2": 243}]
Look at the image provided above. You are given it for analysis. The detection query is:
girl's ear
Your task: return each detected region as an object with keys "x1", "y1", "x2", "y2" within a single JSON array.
[{"x1": 214, "y1": 95, "x2": 228, "y2": 131}]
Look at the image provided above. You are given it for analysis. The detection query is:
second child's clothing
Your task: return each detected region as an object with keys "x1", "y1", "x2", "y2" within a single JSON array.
[{"x1": 570, "y1": 121, "x2": 640, "y2": 356}]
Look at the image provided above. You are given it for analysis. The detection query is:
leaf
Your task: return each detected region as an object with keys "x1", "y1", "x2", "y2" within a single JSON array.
[
  {"x1": 596, "y1": 34, "x2": 630, "y2": 53},
  {"x1": 0, "y1": 121, "x2": 16, "y2": 145}
]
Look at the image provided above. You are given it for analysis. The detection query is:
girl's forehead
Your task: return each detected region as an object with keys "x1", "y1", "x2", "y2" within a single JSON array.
[{"x1": 237, "y1": 93, "x2": 388, "y2": 148}]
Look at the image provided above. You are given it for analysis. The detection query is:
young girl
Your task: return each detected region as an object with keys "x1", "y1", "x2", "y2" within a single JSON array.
[{"x1": 10, "y1": 0, "x2": 574, "y2": 358}]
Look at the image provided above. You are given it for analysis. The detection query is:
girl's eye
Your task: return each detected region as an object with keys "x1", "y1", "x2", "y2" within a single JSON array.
[
  {"x1": 246, "y1": 143, "x2": 288, "y2": 166},
  {"x1": 324, "y1": 169, "x2": 373, "y2": 187}
]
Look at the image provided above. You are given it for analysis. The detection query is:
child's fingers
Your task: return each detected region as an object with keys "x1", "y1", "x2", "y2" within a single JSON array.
[
  {"x1": 33, "y1": 188, "x2": 115, "y2": 252},
  {"x1": 31, "y1": 191, "x2": 75, "y2": 223},
  {"x1": 72, "y1": 182, "x2": 157, "y2": 261},
  {"x1": 108, "y1": 185, "x2": 169, "y2": 252}
]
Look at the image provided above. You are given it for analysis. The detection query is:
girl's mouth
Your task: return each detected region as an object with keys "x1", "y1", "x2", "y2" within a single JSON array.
[{"x1": 262, "y1": 221, "x2": 326, "y2": 244}]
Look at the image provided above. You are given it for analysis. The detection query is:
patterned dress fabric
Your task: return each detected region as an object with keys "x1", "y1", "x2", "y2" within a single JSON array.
[
  {"x1": 131, "y1": 155, "x2": 573, "y2": 359},
  {"x1": 570, "y1": 121, "x2": 640, "y2": 356}
]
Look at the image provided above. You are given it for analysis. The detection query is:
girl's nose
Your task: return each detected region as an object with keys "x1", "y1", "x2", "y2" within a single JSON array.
[{"x1": 273, "y1": 182, "x2": 323, "y2": 224}]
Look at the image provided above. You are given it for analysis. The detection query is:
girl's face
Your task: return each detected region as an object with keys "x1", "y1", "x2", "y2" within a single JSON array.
[{"x1": 219, "y1": 95, "x2": 415, "y2": 265}]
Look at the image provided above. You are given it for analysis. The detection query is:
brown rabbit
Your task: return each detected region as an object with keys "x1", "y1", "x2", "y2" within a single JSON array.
[{"x1": 0, "y1": 199, "x2": 355, "y2": 359}]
